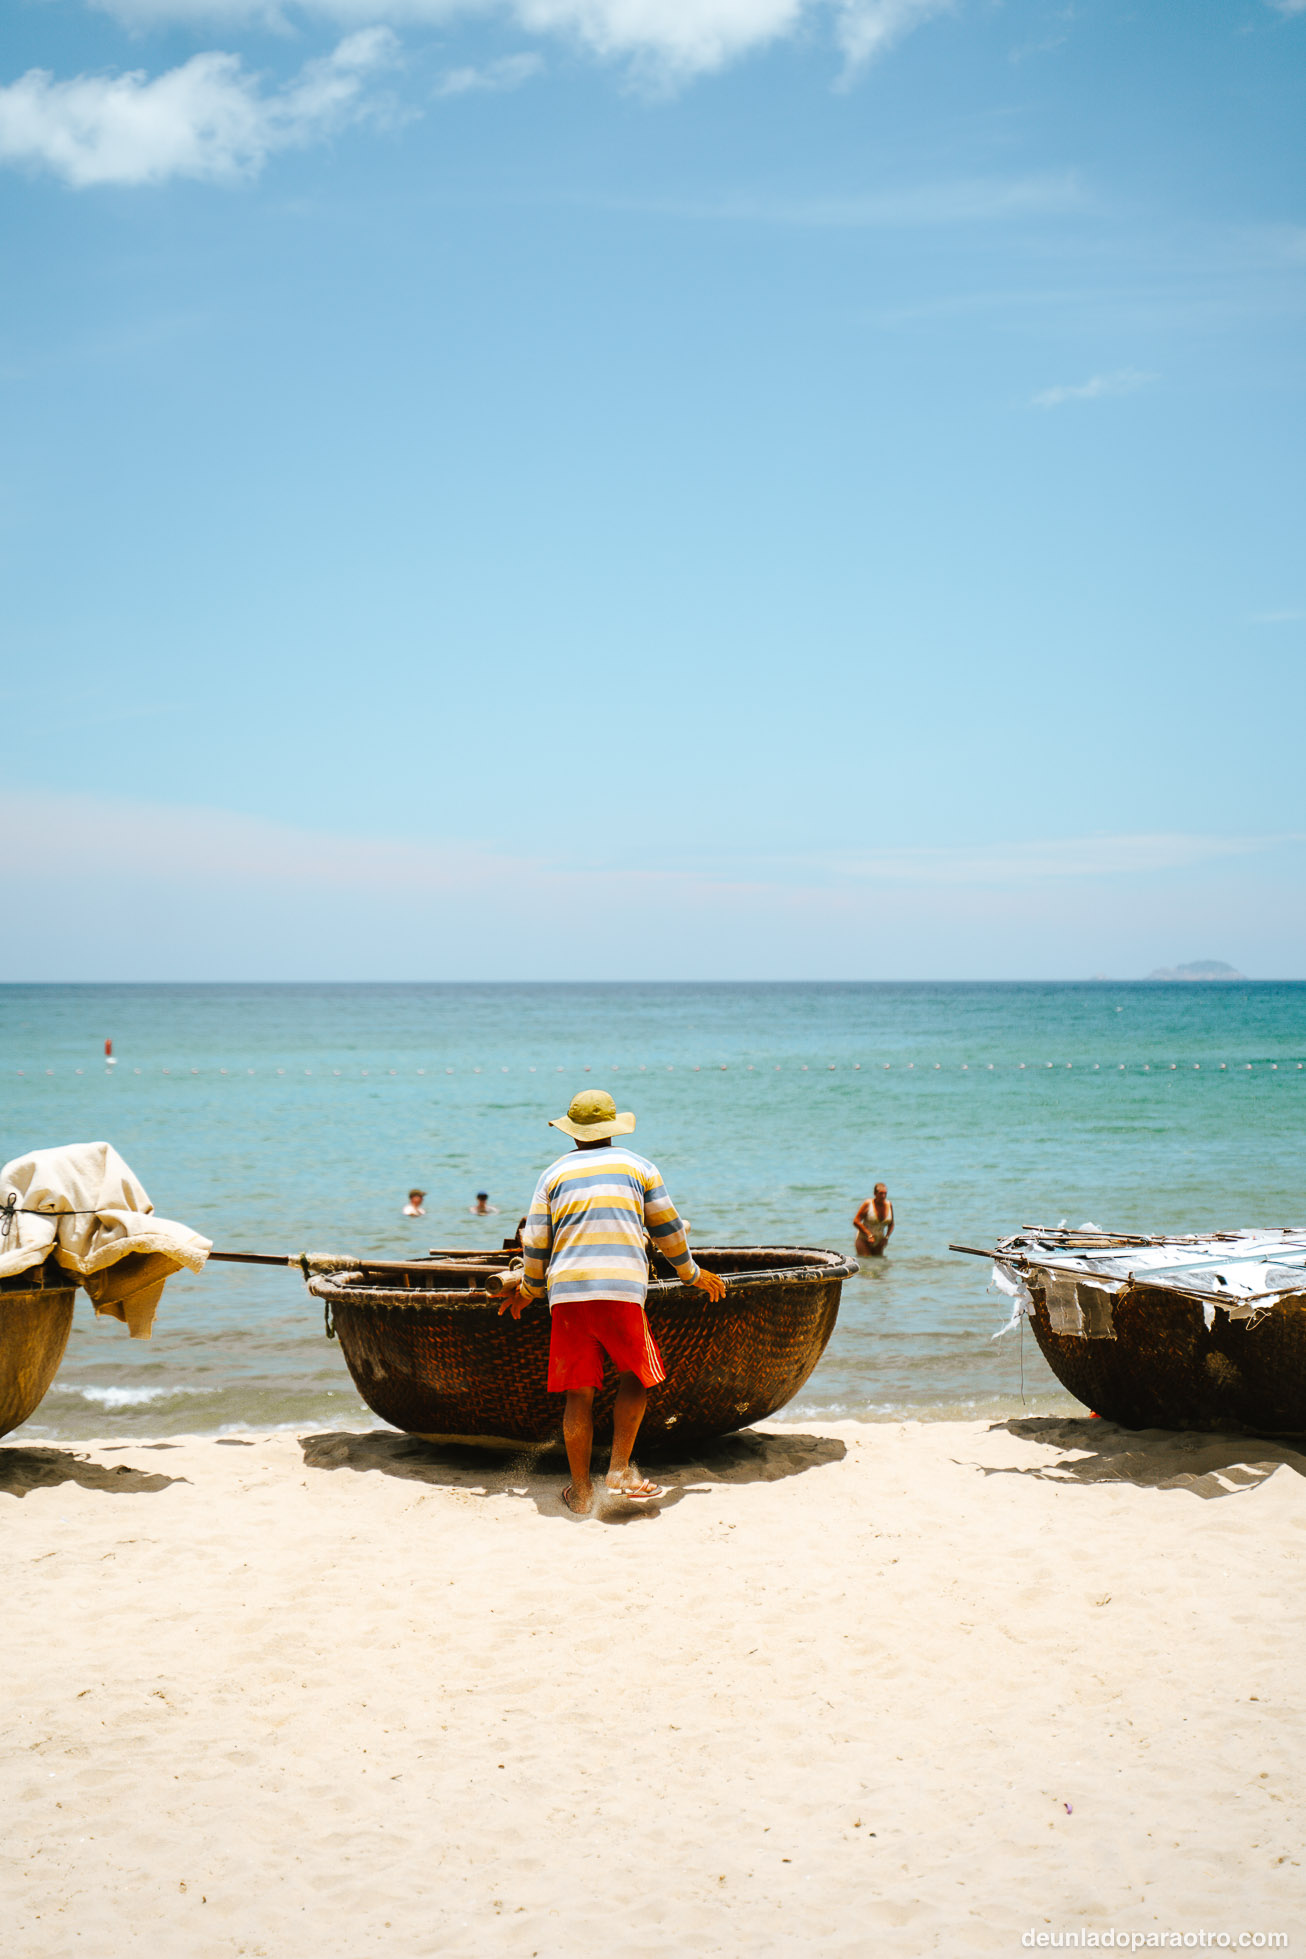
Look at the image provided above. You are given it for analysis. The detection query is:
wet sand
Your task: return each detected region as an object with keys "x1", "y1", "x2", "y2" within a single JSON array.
[{"x1": 5, "y1": 1417, "x2": 1304, "y2": 1956}]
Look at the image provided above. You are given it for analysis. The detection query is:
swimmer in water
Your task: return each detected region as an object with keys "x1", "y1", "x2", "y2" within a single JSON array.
[
  {"x1": 853, "y1": 1183, "x2": 894, "y2": 1258},
  {"x1": 470, "y1": 1191, "x2": 499, "y2": 1216},
  {"x1": 403, "y1": 1189, "x2": 426, "y2": 1217}
]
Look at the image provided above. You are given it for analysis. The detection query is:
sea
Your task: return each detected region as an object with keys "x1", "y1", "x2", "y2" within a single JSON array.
[{"x1": 3, "y1": 982, "x2": 1303, "y2": 1443}]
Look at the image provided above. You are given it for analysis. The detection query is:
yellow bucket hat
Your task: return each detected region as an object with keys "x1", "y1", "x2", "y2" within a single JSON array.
[{"x1": 550, "y1": 1089, "x2": 636, "y2": 1141}]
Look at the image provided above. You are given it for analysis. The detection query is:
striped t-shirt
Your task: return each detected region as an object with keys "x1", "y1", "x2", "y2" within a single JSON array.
[{"x1": 519, "y1": 1144, "x2": 701, "y2": 1309}]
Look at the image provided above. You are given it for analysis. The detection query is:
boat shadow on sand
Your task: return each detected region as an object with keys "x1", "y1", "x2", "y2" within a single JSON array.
[
  {"x1": 981, "y1": 1416, "x2": 1306, "y2": 1501},
  {"x1": 299, "y1": 1426, "x2": 846, "y2": 1525},
  {"x1": 0, "y1": 1443, "x2": 189, "y2": 1500}
]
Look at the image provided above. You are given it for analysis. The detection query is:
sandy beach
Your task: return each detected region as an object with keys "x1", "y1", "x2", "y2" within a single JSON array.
[{"x1": 6, "y1": 1415, "x2": 1304, "y2": 1957}]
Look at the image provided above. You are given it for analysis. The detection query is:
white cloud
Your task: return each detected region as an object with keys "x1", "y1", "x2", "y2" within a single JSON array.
[
  {"x1": 504, "y1": 0, "x2": 951, "y2": 75},
  {"x1": 91, "y1": 0, "x2": 953, "y2": 83},
  {"x1": 775, "y1": 834, "x2": 1293, "y2": 886},
  {"x1": 1031, "y1": 367, "x2": 1155, "y2": 409},
  {"x1": 503, "y1": 0, "x2": 803, "y2": 71},
  {"x1": 1249, "y1": 608, "x2": 1306, "y2": 624},
  {"x1": 1267, "y1": 0, "x2": 1306, "y2": 17},
  {"x1": 835, "y1": 0, "x2": 953, "y2": 71},
  {"x1": 0, "y1": 787, "x2": 772, "y2": 917},
  {"x1": 3, "y1": 793, "x2": 1303, "y2": 978},
  {"x1": 0, "y1": 28, "x2": 397, "y2": 186},
  {"x1": 435, "y1": 51, "x2": 542, "y2": 94},
  {"x1": 3, "y1": 794, "x2": 1289, "y2": 897}
]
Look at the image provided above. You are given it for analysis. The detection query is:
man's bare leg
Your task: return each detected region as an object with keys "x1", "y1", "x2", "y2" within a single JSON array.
[
  {"x1": 606, "y1": 1372, "x2": 662, "y2": 1498},
  {"x1": 562, "y1": 1387, "x2": 595, "y2": 1512}
]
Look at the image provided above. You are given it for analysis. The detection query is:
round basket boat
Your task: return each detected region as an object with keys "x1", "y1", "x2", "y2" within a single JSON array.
[
  {"x1": 0, "y1": 1264, "x2": 78, "y2": 1441},
  {"x1": 308, "y1": 1245, "x2": 854, "y2": 1451},
  {"x1": 1028, "y1": 1281, "x2": 1306, "y2": 1435}
]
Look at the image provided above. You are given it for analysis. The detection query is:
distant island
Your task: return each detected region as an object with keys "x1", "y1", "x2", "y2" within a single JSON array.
[{"x1": 1146, "y1": 960, "x2": 1246, "y2": 981}]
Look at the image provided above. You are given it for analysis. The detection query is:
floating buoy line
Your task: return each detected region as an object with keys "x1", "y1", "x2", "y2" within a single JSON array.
[{"x1": 11, "y1": 1061, "x2": 1303, "y2": 1078}]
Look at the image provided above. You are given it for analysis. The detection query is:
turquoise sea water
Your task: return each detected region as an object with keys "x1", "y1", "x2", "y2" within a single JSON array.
[{"x1": 3, "y1": 982, "x2": 1303, "y2": 1442}]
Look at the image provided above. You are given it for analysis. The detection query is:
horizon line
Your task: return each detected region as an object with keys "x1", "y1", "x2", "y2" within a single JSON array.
[{"x1": 0, "y1": 976, "x2": 1295, "y2": 989}]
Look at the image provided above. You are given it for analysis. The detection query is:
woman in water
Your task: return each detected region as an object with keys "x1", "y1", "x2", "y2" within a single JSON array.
[{"x1": 853, "y1": 1183, "x2": 894, "y2": 1258}]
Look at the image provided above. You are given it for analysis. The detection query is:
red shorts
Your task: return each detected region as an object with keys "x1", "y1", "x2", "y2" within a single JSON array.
[{"x1": 547, "y1": 1299, "x2": 666, "y2": 1393}]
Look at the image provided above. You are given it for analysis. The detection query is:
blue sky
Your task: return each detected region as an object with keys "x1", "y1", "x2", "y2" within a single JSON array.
[{"x1": 2, "y1": 0, "x2": 1303, "y2": 979}]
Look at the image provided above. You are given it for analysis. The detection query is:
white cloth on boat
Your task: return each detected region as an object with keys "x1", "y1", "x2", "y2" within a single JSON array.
[
  {"x1": 1076, "y1": 1283, "x2": 1118, "y2": 1340},
  {"x1": 1029, "y1": 1272, "x2": 1118, "y2": 1339},
  {"x1": 0, "y1": 1141, "x2": 210, "y2": 1339},
  {"x1": 1043, "y1": 1274, "x2": 1083, "y2": 1337},
  {"x1": 1000, "y1": 1228, "x2": 1306, "y2": 1336},
  {"x1": 1026, "y1": 1231, "x2": 1306, "y2": 1307},
  {"x1": 990, "y1": 1262, "x2": 1034, "y2": 1339}
]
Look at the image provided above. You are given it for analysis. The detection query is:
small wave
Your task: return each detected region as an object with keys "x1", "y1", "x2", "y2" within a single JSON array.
[{"x1": 54, "y1": 1384, "x2": 208, "y2": 1410}]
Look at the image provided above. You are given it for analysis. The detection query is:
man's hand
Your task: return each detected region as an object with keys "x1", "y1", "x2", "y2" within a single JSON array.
[
  {"x1": 691, "y1": 1267, "x2": 727, "y2": 1302},
  {"x1": 496, "y1": 1280, "x2": 532, "y2": 1320}
]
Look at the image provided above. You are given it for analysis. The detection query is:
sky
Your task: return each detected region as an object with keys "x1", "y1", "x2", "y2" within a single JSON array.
[{"x1": 1, "y1": 0, "x2": 1303, "y2": 980}]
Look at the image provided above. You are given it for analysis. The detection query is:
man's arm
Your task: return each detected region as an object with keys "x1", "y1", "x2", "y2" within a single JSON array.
[
  {"x1": 645, "y1": 1171, "x2": 727, "y2": 1302},
  {"x1": 498, "y1": 1176, "x2": 551, "y2": 1319}
]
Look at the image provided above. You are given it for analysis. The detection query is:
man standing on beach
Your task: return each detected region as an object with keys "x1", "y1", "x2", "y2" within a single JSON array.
[{"x1": 498, "y1": 1089, "x2": 726, "y2": 1516}]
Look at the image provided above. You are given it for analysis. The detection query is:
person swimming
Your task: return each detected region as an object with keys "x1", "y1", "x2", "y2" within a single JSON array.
[
  {"x1": 853, "y1": 1183, "x2": 894, "y2": 1258},
  {"x1": 402, "y1": 1188, "x2": 426, "y2": 1217},
  {"x1": 470, "y1": 1192, "x2": 499, "y2": 1216}
]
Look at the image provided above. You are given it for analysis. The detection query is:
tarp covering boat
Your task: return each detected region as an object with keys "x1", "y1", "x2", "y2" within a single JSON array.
[
  {"x1": 1, "y1": 1141, "x2": 211, "y2": 1340},
  {"x1": 971, "y1": 1227, "x2": 1306, "y2": 1434},
  {"x1": 991, "y1": 1227, "x2": 1306, "y2": 1337}
]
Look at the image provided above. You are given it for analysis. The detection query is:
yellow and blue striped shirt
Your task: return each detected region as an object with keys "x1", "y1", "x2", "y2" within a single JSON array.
[{"x1": 520, "y1": 1145, "x2": 700, "y2": 1308}]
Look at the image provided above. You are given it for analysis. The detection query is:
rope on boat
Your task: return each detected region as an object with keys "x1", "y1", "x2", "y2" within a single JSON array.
[{"x1": 2, "y1": 1195, "x2": 149, "y2": 1239}]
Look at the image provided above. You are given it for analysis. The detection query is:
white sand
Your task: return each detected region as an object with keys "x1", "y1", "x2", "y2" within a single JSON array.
[{"x1": 5, "y1": 1416, "x2": 1304, "y2": 1957}]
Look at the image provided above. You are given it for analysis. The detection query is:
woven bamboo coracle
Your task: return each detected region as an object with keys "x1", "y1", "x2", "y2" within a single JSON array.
[
  {"x1": 0, "y1": 1261, "x2": 77, "y2": 1440},
  {"x1": 308, "y1": 1245, "x2": 854, "y2": 1451},
  {"x1": 1028, "y1": 1281, "x2": 1306, "y2": 1434}
]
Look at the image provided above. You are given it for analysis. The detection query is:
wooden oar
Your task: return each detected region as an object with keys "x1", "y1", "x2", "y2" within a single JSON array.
[
  {"x1": 207, "y1": 1250, "x2": 507, "y2": 1279},
  {"x1": 207, "y1": 1251, "x2": 302, "y2": 1268}
]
